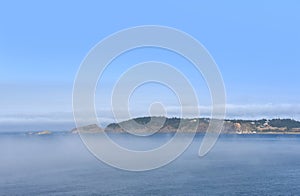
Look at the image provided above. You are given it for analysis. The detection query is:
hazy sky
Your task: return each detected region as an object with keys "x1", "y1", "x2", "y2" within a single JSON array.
[{"x1": 1, "y1": 1, "x2": 300, "y2": 131}]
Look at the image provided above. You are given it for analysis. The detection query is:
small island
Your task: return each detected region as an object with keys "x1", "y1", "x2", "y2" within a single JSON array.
[{"x1": 27, "y1": 130, "x2": 53, "y2": 135}]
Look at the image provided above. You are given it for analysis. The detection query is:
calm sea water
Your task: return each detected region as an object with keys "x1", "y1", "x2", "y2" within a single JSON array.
[{"x1": 1, "y1": 133, "x2": 300, "y2": 195}]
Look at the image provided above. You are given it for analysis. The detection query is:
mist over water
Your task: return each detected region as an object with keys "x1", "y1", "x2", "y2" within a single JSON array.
[{"x1": 1, "y1": 134, "x2": 300, "y2": 195}]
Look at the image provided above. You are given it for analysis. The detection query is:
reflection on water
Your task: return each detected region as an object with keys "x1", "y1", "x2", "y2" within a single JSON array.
[{"x1": 1, "y1": 134, "x2": 300, "y2": 195}]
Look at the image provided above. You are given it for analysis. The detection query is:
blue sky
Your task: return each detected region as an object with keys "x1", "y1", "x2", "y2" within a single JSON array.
[{"x1": 1, "y1": 0, "x2": 300, "y2": 131}]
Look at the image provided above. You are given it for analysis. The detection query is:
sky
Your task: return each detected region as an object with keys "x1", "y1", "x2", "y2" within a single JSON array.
[{"x1": 1, "y1": 0, "x2": 300, "y2": 131}]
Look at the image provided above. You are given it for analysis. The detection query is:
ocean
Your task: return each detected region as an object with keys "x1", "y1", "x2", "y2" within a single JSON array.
[{"x1": 1, "y1": 133, "x2": 300, "y2": 195}]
